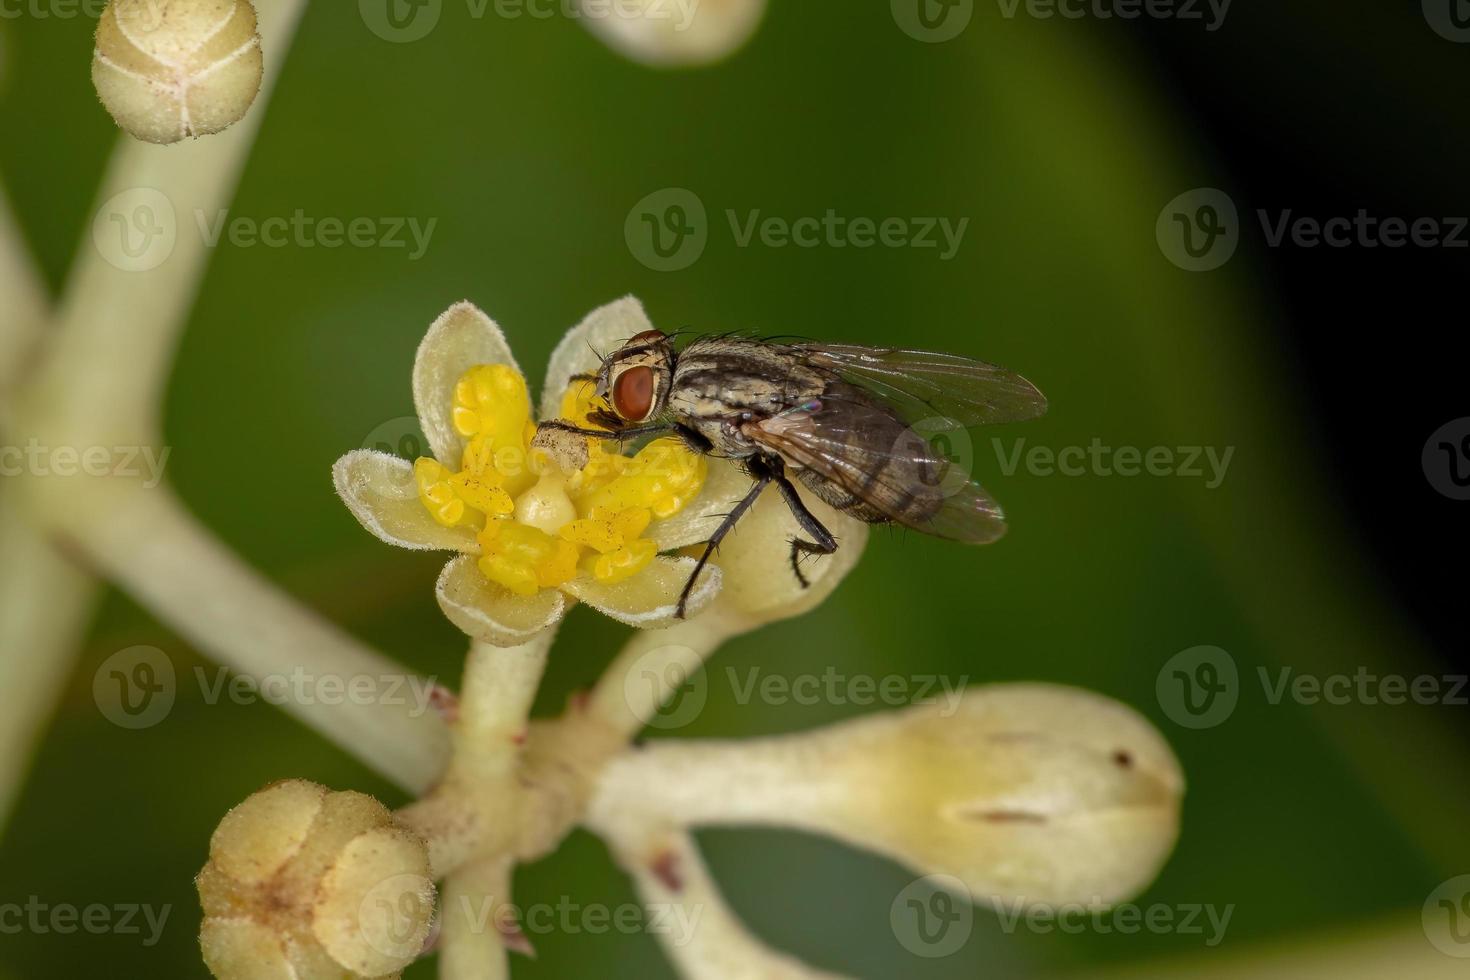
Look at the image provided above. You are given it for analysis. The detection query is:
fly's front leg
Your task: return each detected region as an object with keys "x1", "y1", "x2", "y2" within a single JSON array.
[
  {"x1": 757, "y1": 456, "x2": 838, "y2": 589},
  {"x1": 536, "y1": 419, "x2": 674, "y2": 442},
  {"x1": 677, "y1": 466, "x2": 772, "y2": 618}
]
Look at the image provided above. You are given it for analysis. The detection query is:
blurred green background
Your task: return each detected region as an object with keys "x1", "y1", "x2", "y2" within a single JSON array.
[{"x1": 2, "y1": 1, "x2": 1466, "y2": 977}]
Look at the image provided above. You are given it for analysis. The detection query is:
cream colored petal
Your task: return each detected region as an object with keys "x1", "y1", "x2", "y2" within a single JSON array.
[
  {"x1": 647, "y1": 457, "x2": 753, "y2": 551},
  {"x1": 706, "y1": 475, "x2": 868, "y2": 625},
  {"x1": 582, "y1": 0, "x2": 768, "y2": 68},
  {"x1": 332, "y1": 450, "x2": 479, "y2": 553},
  {"x1": 539, "y1": 295, "x2": 657, "y2": 420},
  {"x1": 413, "y1": 301, "x2": 522, "y2": 467},
  {"x1": 561, "y1": 556, "x2": 720, "y2": 629},
  {"x1": 435, "y1": 556, "x2": 567, "y2": 647}
]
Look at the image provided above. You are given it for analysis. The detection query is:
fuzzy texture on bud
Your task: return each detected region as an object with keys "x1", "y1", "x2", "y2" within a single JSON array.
[
  {"x1": 92, "y1": 0, "x2": 263, "y2": 144},
  {"x1": 197, "y1": 780, "x2": 435, "y2": 980}
]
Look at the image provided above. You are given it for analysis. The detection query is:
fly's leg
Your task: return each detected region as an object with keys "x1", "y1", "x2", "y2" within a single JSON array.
[
  {"x1": 536, "y1": 419, "x2": 675, "y2": 442},
  {"x1": 768, "y1": 461, "x2": 838, "y2": 588},
  {"x1": 677, "y1": 463, "x2": 772, "y2": 619}
]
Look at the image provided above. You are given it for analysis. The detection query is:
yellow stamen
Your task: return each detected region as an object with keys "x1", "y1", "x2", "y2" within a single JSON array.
[{"x1": 414, "y1": 369, "x2": 711, "y2": 599}]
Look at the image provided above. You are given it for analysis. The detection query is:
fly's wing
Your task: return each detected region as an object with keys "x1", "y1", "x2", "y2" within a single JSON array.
[
  {"x1": 749, "y1": 386, "x2": 1009, "y2": 544},
  {"x1": 793, "y1": 343, "x2": 1047, "y2": 431}
]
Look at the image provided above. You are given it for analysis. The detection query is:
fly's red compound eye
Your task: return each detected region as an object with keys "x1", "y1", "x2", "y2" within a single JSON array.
[
  {"x1": 612, "y1": 365, "x2": 655, "y2": 421},
  {"x1": 629, "y1": 329, "x2": 666, "y2": 346}
]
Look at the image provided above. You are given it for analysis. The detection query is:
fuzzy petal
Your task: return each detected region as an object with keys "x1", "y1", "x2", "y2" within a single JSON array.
[
  {"x1": 540, "y1": 296, "x2": 657, "y2": 420},
  {"x1": 333, "y1": 450, "x2": 479, "y2": 553},
  {"x1": 413, "y1": 301, "x2": 523, "y2": 467},
  {"x1": 436, "y1": 555, "x2": 567, "y2": 647},
  {"x1": 582, "y1": 0, "x2": 768, "y2": 68},
  {"x1": 561, "y1": 555, "x2": 720, "y2": 628},
  {"x1": 647, "y1": 457, "x2": 754, "y2": 551},
  {"x1": 709, "y1": 476, "x2": 868, "y2": 624}
]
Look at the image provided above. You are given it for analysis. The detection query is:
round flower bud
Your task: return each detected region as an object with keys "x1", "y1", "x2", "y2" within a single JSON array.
[
  {"x1": 92, "y1": 0, "x2": 264, "y2": 145},
  {"x1": 581, "y1": 0, "x2": 767, "y2": 68},
  {"x1": 197, "y1": 780, "x2": 435, "y2": 980}
]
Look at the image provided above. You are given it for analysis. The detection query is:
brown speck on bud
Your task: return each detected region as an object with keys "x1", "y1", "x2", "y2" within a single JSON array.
[
  {"x1": 428, "y1": 684, "x2": 461, "y2": 724},
  {"x1": 650, "y1": 849, "x2": 684, "y2": 893}
]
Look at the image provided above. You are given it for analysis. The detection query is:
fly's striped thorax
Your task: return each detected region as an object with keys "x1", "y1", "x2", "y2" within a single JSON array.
[{"x1": 668, "y1": 338, "x2": 829, "y2": 422}]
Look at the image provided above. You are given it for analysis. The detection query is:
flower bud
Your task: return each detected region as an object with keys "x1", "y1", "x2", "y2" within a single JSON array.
[
  {"x1": 197, "y1": 780, "x2": 435, "y2": 980},
  {"x1": 596, "y1": 685, "x2": 1183, "y2": 909},
  {"x1": 581, "y1": 0, "x2": 767, "y2": 67},
  {"x1": 92, "y1": 0, "x2": 264, "y2": 144}
]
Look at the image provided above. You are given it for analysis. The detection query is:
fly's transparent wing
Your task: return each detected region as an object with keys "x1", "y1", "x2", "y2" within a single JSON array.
[
  {"x1": 749, "y1": 387, "x2": 1009, "y2": 545},
  {"x1": 795, "y1": 343, "x2": 1047, "y2": 430}
]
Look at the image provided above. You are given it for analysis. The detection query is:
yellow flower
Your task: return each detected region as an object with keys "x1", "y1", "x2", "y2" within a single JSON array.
[{"x1": 333, "y1": 299, "x2": 755, "y2": 647}]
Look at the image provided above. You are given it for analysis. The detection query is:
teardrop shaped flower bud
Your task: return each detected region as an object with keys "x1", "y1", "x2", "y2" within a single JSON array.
[
  {"x1": 594, "y1": 684, "x2": 1183, "y2": 908},
  {"x1": 92, "y1": 0, "x2": 264, "y2": 144},
  {"x1": 197, "y1": 780, "x2": 435, "y2": 980}
]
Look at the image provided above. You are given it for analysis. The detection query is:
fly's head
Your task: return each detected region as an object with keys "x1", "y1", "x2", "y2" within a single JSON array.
[{"x1": 596, "y1": 329, "x2": 677, "y2": 425}]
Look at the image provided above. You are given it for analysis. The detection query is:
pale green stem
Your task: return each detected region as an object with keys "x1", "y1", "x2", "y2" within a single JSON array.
[
  {"x1": 24, "y1": 0, "x2": 309, "y2": 446},
  {"x1": 437, "y1": 857, "x2": 512, "y2": 980},
  {"x1": 398, "y1": 633, "x2": 554, "y2": 877},
  {"x1": 596, "y1": 822, "x2": 848, "y2": 980},
  {"x1": 586, "y1": 604, "x2": 749, "y2": 740},
  {"x1": 589, "y1": 737, "x2": 842, "y2": 832},
  {"x1": 0, "y1": 493, "x2": 98, "y2": 834},
  {"x1": 458, "y1": 637, "x2": 552, "y2": 755},
  {"x1": 69, "y1": 483, "x2": 451, "y2": 794},
  {"x1": 0, "y1": 182, "x2": 48, "y2": 399}
]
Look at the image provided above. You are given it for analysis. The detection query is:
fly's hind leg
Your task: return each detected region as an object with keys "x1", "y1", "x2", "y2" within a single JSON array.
[{"x1": 766, "y1": 458, "x2": 838, "y2": 589}]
